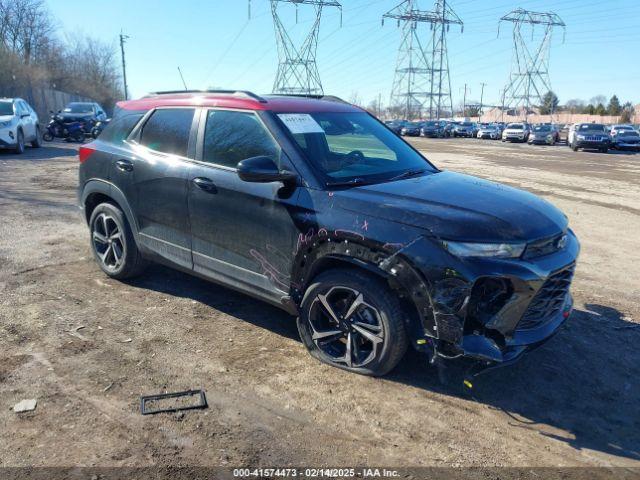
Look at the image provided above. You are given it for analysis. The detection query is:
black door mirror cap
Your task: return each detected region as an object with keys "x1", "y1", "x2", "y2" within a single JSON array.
[{"x1": 237, "y1": 156, "x2": 297, "y2": 184}]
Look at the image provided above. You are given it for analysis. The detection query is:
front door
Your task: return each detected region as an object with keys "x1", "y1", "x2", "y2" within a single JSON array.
[{"x1": 187, "y1": 108, "x2": 300, "y2": 298}]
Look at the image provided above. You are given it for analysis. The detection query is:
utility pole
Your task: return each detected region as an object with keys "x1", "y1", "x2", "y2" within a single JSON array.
[
  {"x1": 462, "y1": 83, "x2": 467, "y2": 118},
  {"x1": 479, "y1": 82, "x2": 486, "y2": 122},
  {"x1": 119, "y1": 32, "x2": 130, "y2": 100},
  {"x1": 383, "y1": 0, "x2": 463, "y2": 120}
]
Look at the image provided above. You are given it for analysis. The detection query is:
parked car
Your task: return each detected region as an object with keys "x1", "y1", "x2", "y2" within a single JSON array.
[
  {"x1": 421, "y1": 120, "x2": 448, "y2": 138},
  {"x1": 609, "y1": 124, "x2": 636, "y2": 139},
  {"x1": 568, "y1": 123, "x2": 610, "y2": 153},
  {"x1": 528, "y1": 124, "x2": 558, "y2": 145},
  {"x1": 611, "y1": 129, "x2": 640, "y2": 151},
  {"x1": 477, "y1": 124, "x2": 500, "y2": 140},
  {"x1": 60, "y1": 102, "x2": 108, "y2": 126},
  {"x1": 0, "y1": 97, "x2": 41, "y2": 154},
  {"x1": 502, "y1": 123, "x2": 530, "y2": 143},
  {"x1": 385, "y1": 120, "x2": 407, "y2": 135},
  {"x1": 79, "y1": 90, "x2": 579, "y2": 377},
  {"x1": 400, "y1": 121, "x2": 422, "y2": 136},
  {"x1": 452, "y1": 122, "x2": 477, "y2": 138}
]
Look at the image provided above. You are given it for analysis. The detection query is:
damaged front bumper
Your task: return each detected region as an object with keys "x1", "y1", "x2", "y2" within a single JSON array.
[{"x1": 384, "y1": 230, "x2": 580, "y2": 366}]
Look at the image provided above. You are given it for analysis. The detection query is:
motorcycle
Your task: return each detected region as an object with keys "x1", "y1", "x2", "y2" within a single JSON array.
[
  {"x1": 91, "y1": 118, "x2": 111, "y2": 139},
  {"x1": 42, "y1": 111, "x2": 86, "y2": 143}
]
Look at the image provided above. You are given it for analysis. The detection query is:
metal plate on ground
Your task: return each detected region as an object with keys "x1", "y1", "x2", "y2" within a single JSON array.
[{"x1": 140, "y1": 389, "x2": 208, "y2": 415}]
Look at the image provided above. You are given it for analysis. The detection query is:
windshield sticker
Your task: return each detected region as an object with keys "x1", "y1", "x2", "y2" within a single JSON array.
[{"x1": 278, "y1": 114, "x2": 324, "y2": 134}]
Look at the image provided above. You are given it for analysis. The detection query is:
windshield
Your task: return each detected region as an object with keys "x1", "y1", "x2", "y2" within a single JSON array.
[
  {"x1": 461, "y1": 122, "x2": 473, "y2": 127},
  {"x1": 0, "y1": 101, "x2": 14, "y2": 116},
  {"x1": 281, "y1": 112, "x2": 437, "y2": 184},
  {"x1": 578, "y1": 124, "x2": 606, "y2": 133},
  {"x1": 507, "y1": 124, "x2": 524, "y2": 130},
  {"x1": 64, "y1": 103, "x2": 93, "y2": 114},
  {"x1": 425, "y1": 121, "x2": 439, "y2": 127},
  {"x1": 534, "y1": 125, "x2": 551, "y2": 132}
]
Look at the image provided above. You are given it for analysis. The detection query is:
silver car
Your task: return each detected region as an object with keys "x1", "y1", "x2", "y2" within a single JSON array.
[{"x1": 0, "y1": 98, "x2": 41, "y2": 154}]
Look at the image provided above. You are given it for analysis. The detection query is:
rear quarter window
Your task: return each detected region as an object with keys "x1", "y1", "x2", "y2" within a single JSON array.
[{"x1": 99, "y1": 114, "x2": 144, "y2": 144}]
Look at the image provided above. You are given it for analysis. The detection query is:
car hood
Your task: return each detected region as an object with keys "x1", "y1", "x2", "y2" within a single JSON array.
[
  {"x1": 333, "y1": 171, "x2": 567, "y2": 242},
  {"x1": 504, "y1": 129, "x2": 524, "y2": 134},
  {"x1": 59, "y1": 112, "x2": 93, "y2": 120}
]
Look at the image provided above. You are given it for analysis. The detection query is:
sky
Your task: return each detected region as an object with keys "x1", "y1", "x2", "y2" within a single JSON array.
[{"x1": 47, "y1": 0, "x2": 640, "y2": 108}]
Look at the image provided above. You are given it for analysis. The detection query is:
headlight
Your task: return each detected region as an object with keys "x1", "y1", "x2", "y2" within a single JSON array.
[
  {"x1": 442, "y1": 240, "x2": 526, "y2": 258},
  {"x1": 577, "y1": 135, "x2": 585, "y2": 140}
]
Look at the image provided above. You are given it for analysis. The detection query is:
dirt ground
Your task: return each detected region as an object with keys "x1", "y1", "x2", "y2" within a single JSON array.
[{"x1": 1, "y1": 138, "x2": 639, "y2": 470}]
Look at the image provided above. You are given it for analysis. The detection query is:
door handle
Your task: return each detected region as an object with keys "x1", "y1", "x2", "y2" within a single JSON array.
[
  {"x1": 192, "y1": 177, "x2": 218, "y2": 193},
  {"x1": 115, "y1": 159, "x2": 134, "y2": 172}
]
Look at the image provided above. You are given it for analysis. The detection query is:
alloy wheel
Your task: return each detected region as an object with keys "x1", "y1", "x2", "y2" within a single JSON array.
[
  {"x1": 92, "y1": 213, "x2": 125, "y2": 271},
  {"x1": 308, "y1": 286, "x2": 385, "y2": 368}
]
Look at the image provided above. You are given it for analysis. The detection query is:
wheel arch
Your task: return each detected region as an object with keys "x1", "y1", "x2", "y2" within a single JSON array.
[
  {"x1": 293, "y1": 236, "x2": 433, "y2": 347},
  {"x1": 81, "y1": 180, "x2": 139, "y2": 240}
]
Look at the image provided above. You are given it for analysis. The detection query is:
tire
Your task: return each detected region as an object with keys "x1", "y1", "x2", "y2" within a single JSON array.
[
  {"x1": 31, "y1": 126, "x2": 42, "y2": 148},
  {"x1": 72, "y1": 131, "x2": 85, "y2": 143},
  {"x1": 571, "y1": 143, "x2": 578, "y2": 152},
  {"x1": 14, "y1": 129, "x2": 25, "y2": 154},
  {"x1": 600, "y1": 147, "x2": 608, "y2": 153},
  {"x1": 89, "y1": 202, "x2": 147, "y2": 280},
  {"x1": 43, "y1": 131, "x2": 54, "y2": 142},
  {"x1": 297, "y1": 269, "x2": 408, "y2": 376}
]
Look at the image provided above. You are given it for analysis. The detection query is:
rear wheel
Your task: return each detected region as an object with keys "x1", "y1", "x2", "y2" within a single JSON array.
[
  {"x1": 89, "y1": 203, "x2": 147, "y2": 280},
  {"x1": 298, "y1": 269, "x2": 408, "y2": 376},
  {"x1": 42, "y1": 130, "x2": 54, "y2": 142},
  {"x1": 14, "y1": 129, "x2": 25, "y2": 154},
  {"x1": 31, "y1": 126, "x2": 42, "y2": 148}
]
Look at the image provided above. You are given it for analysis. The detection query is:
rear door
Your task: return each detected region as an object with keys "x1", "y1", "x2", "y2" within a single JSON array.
[
  {"x1": 187, "y1": 108, "x2": 300, "y2": 298},
  {"x1": 126, "y1": 107, "x2": 199, "y2": 269}
]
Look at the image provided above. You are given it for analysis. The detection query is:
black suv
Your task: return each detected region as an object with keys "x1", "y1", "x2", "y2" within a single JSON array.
[{"x1": 78, "y1": 91, "x2": 579, "y2": 377}]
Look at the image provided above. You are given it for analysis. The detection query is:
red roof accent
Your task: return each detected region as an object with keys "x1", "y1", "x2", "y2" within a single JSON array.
[{"x1": 116, "y1": 93, "x2": 362, "y2": 114}]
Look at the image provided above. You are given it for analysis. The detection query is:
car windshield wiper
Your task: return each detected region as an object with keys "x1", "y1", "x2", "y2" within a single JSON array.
[
  {"x1": 387, "y1": 168, "x2": 428, "y2": 182},
  {"x1": 325, "y1": 177, "x2": 374, "y2": 188}
]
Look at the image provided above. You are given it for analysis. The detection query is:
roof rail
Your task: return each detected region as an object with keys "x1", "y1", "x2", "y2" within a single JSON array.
[
  {"x1": 144, "y1": 89, "x2": 268, "y2": 103},
  {"x1": 267, "y1": 94, "x2": 349, "y2": 104}
]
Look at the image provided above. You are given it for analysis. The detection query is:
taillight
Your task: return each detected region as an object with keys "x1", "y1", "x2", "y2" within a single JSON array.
[{"x1": 79, "y1": 144, "x2": 96, "y2": 163}]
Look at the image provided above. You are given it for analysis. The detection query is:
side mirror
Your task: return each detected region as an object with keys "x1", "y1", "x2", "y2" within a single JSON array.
[{"x1": 237, "y1": 156, "x2": 297, "y2": 184}]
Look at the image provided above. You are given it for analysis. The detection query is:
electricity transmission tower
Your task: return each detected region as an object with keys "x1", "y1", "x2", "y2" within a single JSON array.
[
  {"x1": 499, "y1": 8, "x2": 565, "y2": 116},
  {"x1": 268, "y1": 0, "x2": 342, "y2": 95},
  {"x1": 383, "y1": 0, "x2": 463, "y2": 120}
]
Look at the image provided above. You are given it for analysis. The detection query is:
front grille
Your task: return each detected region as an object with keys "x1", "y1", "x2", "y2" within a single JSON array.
[
  {"x1": 585, "y1": 135, "x2": 604, "y2": 142},
  {"x1": 518, "y1": 264, "x2": 575, "y2": 330}
]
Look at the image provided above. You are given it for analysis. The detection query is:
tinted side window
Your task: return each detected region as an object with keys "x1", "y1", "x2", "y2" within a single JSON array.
[
  {"x1": 99, "y1": 113, "x2": 144, "y2": 143},
  {"x1": 203, "y1": 110, "x2": 280, "y2": 168},
  {"x1": 140, "y1": 108, "x2": 195, "y2": 157}
]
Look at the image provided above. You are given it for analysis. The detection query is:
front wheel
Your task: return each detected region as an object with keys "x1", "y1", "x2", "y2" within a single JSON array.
[
  {"x1": 14, "y1": 130, "x2": 25, "y2": 154},
  {"x1": 42, "y1": 130, "x2": 54, "y2": 141},
  {"x1": 571, "y1": 143, "x2": 579, "y2": 152},
  {"x1": 298, "y1": 269, "x2": 408, "y2": 376}
]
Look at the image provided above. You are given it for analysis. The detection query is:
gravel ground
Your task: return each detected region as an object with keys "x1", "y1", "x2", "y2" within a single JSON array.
[{"x1": 0, "y1": 138, "x2": 639, "y2": 469}]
